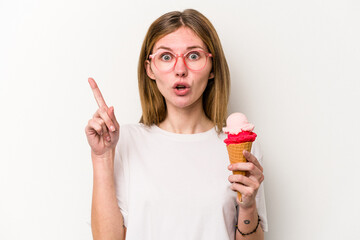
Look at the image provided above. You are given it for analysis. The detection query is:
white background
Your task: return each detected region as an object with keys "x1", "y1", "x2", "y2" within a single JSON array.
[{"x1": 1, "y1": 0, "x2": 359, "y2": 239}]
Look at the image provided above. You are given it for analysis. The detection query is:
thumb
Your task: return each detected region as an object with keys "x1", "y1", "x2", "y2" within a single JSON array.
[{"x1": 107, "y1": 106, "x2": 119, "y2": 130}]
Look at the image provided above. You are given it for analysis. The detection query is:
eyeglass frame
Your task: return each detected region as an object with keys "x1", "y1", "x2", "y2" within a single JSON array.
[{"x1": 149, "y1": 49, "x2": 213, "y2": 73}]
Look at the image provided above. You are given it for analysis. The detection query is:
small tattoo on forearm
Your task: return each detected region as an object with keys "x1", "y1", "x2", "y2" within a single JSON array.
[{"x1": 244, "y1": 220, "x2": 250, "y2": 224}]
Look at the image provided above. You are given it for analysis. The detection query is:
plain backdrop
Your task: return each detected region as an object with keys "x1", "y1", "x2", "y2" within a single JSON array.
[{"x1": 1, "y1": 0, "x2": 359, "y2": 239}]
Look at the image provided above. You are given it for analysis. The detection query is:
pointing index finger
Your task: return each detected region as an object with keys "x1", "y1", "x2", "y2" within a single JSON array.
[{"x1": 88, "y1": 77, "x2": 108, "y2": 108}]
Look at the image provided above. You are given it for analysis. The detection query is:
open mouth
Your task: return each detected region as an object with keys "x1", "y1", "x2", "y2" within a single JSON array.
[
  {"x1": 173, "y1": 83, "x2": 190, "y2": 96},
  {"x1": 176, "y1": 85, "x2": 187, "y2": 90},
  {"x1": 173, "y1": 82, "x2": 190, "y2": 95}
]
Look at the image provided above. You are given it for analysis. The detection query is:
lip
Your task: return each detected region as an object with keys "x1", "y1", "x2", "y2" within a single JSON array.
[
  {"x1": 172, "y1": 82, "x2": 190, "y2": 96},
  {"x1": 172, "y1": 82, "x2": 190, "y2": 89}
]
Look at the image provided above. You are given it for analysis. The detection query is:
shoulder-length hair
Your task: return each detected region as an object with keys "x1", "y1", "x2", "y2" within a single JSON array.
[{"x1": 138, "y1": 9, "x2": 230, "y2": 134}]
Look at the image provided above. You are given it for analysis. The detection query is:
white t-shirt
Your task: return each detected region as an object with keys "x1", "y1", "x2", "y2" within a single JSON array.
[{"x1": 114, "y1": 123, "x2": 268, "y2": 240}]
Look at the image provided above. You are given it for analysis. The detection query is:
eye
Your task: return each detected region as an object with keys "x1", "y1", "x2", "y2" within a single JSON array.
[
  {"x1": 187, "y1": 51, "x2": 201, "y2": 61},
  {"x1": 159, "y1": 52, "x2": 173, "y2": 61}
]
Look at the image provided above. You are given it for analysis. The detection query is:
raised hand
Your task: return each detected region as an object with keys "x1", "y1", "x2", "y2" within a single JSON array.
[
  {"x1": 85, "y1": 78, "x2": 120, "y2": 157},
  {"x1": 228, "y1": 150, "x2": 264, "y2": 208}
]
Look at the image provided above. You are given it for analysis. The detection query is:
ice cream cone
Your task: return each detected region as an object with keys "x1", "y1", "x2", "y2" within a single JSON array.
[
  {"x1": 223, "y1": 112, "x2": 257, "y2": 202},
  {"x1": 226, "y1": 141, "x2": 252, "y2": 202}
]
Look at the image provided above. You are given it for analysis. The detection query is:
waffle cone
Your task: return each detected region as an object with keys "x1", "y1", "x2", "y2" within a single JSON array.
[{"x1": 226, "y1": 142, "x2": 253, "y2": 201}]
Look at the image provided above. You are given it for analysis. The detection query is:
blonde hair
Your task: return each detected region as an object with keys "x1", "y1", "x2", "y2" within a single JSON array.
[{"x1": 138, "y1": 9, "x2": 230, "y2": 134}]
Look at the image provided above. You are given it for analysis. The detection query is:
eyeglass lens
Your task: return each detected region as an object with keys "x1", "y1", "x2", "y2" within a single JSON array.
[{"x1": 154, "y1": 51, "x2": 208, "y2": 72}]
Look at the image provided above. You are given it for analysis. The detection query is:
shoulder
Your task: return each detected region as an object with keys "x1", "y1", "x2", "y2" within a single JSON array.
[
  {"x1": 116, "y1": 123, "x2": 152, "y2": 154},
  {"x1": 118, "y1": 123, "x2": 142, "y2": 145},
  {"x1": 117, "y1": 123, "x2": 154, "y2": 145},
  {"x1": 119, "y1": 123, "x2": 152, "y2": 136}
]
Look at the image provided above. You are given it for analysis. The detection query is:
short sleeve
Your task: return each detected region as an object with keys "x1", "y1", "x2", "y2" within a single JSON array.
[
  {"x1": 113, "y1": 126, "x2": 129, "y2": 227},
  {"x1": 251, "y1": 141, "x2": 269, "y2": 232}
]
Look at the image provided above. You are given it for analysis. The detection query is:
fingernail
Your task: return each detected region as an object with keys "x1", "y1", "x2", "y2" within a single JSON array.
[
  {"x1": 110, "y1": 126, "x2": 115, "y2": 132},
  {"x1": 228, "y1": 165, "x2": 232, "y2": 170}
]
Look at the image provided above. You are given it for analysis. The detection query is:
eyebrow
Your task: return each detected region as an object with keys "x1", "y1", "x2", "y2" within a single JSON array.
[{"x1": 155, "y1": 45, "x2": 205, "y2": 52}]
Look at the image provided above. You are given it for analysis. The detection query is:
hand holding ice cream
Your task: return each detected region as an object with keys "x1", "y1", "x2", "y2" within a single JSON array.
[{"x1": 224, "y1": 112, "x2": 263, "y2": 206}]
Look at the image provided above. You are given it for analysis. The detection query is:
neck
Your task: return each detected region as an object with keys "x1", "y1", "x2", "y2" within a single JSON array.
[{"x1": 158, "y1": 98, "x2": 214, "y2": 134}]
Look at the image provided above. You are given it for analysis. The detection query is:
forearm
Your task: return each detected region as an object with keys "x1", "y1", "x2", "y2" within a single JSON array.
[
  {"x1": 91, "y1": 150, "x2": 125, "y2": 240},
  {"x1": 235, "y1": 204, "x2": 264, "y2": 240}
]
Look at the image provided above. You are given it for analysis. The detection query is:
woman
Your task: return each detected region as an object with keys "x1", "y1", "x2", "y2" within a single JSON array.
[{"x1": 85, "y1": 9, "x2": 267, "y2": 240}]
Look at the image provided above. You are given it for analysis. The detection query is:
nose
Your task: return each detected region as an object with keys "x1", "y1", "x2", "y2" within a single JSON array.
[{"x1": 174, "y1": 55, "x2": 188, "y2": 77}]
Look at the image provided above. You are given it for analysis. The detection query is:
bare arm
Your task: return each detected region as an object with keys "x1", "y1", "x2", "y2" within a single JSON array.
[
  {"x1": 91, "y1": 151, "x2": 126, "y2": 240},
  {"x1": 85, "y1": 78, "x2": 126, "y2": 240},
  {"x1": 228, "y1": 150, "x2": 265, "y2": 240},
  {"x1": 235, "y1": 204, "x2": 263, "y2": 240}
]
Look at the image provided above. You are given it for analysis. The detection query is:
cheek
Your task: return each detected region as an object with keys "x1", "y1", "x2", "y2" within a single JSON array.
[
  {"x1": 195, "y1": 72, "x2": 210, "y2": 88},
  {"x1": 152, "y1": 76, "x2": 169, "y2": 95}
]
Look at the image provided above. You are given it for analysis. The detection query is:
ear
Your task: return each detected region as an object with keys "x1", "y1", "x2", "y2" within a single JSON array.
[
  {"x1": 208, "y1": 72, "x2": 214, "y2": 79},
  {"x1": 145, "y1": 60, "x2": 156, "y2": 80}
]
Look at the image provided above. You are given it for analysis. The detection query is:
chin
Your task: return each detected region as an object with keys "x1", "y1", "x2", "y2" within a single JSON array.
[
  {"x1": 167, "y1": 98, "x2": 190, "y2": 108},
  {"x1": 174, "y1": 99, "x2": 200, "y2": 109},
  {"x1": 174, "y1": 102, "x2": 192, "y2": 109}
]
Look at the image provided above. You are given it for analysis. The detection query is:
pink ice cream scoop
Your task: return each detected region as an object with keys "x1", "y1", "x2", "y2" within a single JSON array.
[
  {"x1": 223, "y1": 112, "x2": 257, "y2": 145},
  {"x1": 223, "y1": 112, "x2": 255, "y2": 134}
]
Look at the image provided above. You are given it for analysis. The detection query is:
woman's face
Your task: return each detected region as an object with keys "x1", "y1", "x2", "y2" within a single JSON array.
[{"x1": 146, "y1": 26, "x2": 214, "y2": 110}]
